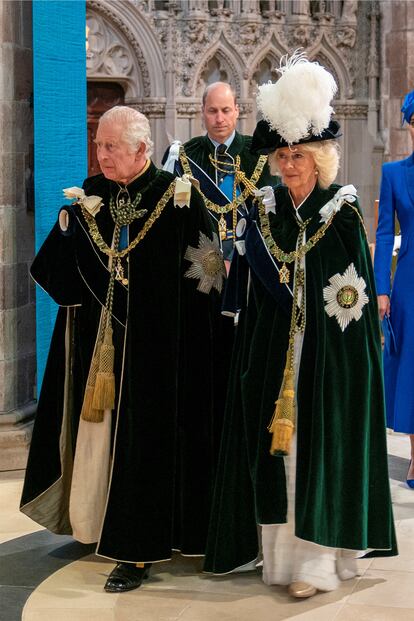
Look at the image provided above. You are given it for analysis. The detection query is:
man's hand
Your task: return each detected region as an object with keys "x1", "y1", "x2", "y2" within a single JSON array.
[{"x1": 377, "y1": 294, "x2": 390, "y2": 321}]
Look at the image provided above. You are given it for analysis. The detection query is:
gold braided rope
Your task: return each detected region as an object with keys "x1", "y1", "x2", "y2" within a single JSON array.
[
  {"x1": 349, "y1": 204, "x2": 368, "y2": 238},
  {"x1": 80, "y1": 180, "x2": 176, "y2": 259},
  {"x1": 179, "y1": 148, "x2": 267, "y2": 214}
]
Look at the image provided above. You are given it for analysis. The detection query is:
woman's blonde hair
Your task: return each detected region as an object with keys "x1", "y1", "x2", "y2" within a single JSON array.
[{"x1": 269, "y1": 140, "x2": 340, "y2": 189}]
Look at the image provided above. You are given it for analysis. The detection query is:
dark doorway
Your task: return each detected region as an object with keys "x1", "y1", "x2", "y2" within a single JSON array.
[{"x1": 87, "y1": 82, "x2": 125, "y2": 176}]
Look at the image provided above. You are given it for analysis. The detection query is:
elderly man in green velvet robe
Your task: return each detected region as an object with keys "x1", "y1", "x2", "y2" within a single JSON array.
[{"x1": 20, "y1": 106, "x2": 227, "y2": 593}]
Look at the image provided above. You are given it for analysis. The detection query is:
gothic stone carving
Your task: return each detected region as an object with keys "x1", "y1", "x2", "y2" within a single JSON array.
[
  {"x1": 87, "y1": 0, "x2": 367, "y2": 105},
  {"x1": 88, "y1": 0, "x2": 151, "y2": 97}
]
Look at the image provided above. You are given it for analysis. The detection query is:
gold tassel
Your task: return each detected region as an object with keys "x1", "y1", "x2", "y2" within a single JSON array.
[
  {"x1": 92, "y1": 326, "x2": 115, "y2": 411},
  {"x1": 81, "y1": 345, "x2": 104, "y2": 423},
  {"x1": 268, "y1": 367, "x2": 295, "y2": 456}
]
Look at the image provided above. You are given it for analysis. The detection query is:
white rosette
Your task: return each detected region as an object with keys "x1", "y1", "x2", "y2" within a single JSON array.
[
  {"x1": 174, "y1": 174, "x2": 192, "y2": 208},
  {"x1": 254, "y1": 186, "x2": 276, "y2": 214},
  {"x1": 63, "y1": 186, "x2": 103, "y2": 217},
  {"x1": 319, "y1": 185, "x2": 358, "y2": 223}
]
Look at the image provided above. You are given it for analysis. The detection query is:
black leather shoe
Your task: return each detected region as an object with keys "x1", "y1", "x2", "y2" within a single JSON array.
[{"x1": 104, "y1": 562, "x2": 151, "y2": 593}]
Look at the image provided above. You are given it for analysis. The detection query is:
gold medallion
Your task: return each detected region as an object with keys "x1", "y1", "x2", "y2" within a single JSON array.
[
  {"x1": 218, "y1": 214, "x2": 227, "y2": 241},
  {"x1": 336, "y1": 285, "x2": 358, "y2": 309},
  {"x1": 279, "y1": 263, "x2": 290, "y2": 284},
  {"x1": 115, "y1": 258, "x2": 125, "y2": 282},
  {"x1": 202, "y1": 249, "x2": 224, "y2": 278}
]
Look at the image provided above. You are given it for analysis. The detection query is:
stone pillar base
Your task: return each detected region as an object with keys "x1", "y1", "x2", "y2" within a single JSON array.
[{"x1": 0, "y1": 402, "x2": 36, "y2": 471}]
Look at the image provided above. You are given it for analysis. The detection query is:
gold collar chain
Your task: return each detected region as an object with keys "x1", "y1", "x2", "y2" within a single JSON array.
[
  {"x1": 81, "y1": 180, "x2": 176, "y2": 260},
  {"x1": 257, "y1": 196, "x2": 337, "y2": 284},
  {"x1": 179, "y1": 147, "x2": 267, "y2": 215}
]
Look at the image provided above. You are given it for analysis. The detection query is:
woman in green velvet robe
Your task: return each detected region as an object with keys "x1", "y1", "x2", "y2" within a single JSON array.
[{"x1": 204, "y1": 56, "x2": 397, "y2": 598}]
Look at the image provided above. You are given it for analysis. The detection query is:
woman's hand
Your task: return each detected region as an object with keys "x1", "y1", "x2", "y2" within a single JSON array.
[{"x1": 377, "y1": 295, "x2": 390, "y2": 321}]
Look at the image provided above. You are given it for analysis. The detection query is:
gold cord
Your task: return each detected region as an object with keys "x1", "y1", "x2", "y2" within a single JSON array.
[
  {"x1": 268, "y1": 227, "x2": 307, "y2": 456},
  {"x1": 179, "y1": 148, "x2": 267, "y2": 215},
  {"x1": 79, "y1": 178, "x2": 176, "y2": 422}
]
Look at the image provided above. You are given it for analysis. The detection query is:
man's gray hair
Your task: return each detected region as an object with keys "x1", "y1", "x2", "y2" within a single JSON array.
[
  {"x1": 202, "y1": 82, "x2": 237, "y2": 107},
  {"x1": 99, "y1": 106, "x2": 154, "y2": 158}
]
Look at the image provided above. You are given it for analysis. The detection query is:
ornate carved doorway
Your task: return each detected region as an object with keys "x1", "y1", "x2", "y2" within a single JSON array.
[{"x1": 87, "y1": 81, "x2": 125, "y2": 176}]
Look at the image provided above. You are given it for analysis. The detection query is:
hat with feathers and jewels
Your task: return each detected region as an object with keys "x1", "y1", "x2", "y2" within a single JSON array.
[{"x1": 251, "y1": 50, "x2": 341, "y2": 154}]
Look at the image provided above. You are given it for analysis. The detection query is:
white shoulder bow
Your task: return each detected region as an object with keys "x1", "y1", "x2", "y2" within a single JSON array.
[
  {"x1": 319, "y1": 184, "x2": 357, "y2": 223},
  {"x1": 254, "y1": 186, "x2": 276, "y2": 214}
]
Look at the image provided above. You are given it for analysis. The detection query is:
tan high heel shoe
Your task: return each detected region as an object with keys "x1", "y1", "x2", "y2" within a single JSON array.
[{"x1": 288, "y1": 581, "x2": 317, "y2": 598}]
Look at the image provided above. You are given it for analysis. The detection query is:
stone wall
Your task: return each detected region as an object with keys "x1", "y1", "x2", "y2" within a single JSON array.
[
  {"x1": 85, "y1": 0, "x2": 383, "y2": 238},
  {"x1": 0, "y1": 0, "x2": 36, "y2": 470},
  {"x1": 381, "y1": 0, "x2": 414, "y2": 161}
]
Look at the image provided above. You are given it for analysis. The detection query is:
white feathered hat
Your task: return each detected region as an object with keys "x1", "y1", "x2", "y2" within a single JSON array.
[{"x1": 252, "y1": 50, "x2": 340, "y2": 153}]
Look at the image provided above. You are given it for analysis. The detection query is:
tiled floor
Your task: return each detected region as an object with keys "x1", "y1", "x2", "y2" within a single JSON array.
[{"x1": 1, "y1": 433, "x2": 413, "y2": 621}]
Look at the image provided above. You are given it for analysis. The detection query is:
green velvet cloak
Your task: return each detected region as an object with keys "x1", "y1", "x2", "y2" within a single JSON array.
[
  {"x1": 204, "y1": 184, "x2": 397, "y2": 574},
  {"x1": 180, "y1": 132, "x2": 279, "y2": 262},
  {"x1": 21, "y1": 163, "x2": 227, "y2": 563},
  {"x1": 182, "y1": 132, "x2": 277, "y2": 187}
]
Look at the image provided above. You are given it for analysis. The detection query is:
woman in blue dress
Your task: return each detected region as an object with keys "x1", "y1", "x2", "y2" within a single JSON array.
[{"x1": 374, "y1": 90, "x2": 414, "y2": 488}]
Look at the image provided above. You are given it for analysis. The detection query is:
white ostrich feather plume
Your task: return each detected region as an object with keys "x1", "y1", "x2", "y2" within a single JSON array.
[{"x1": 257, "y1": 50, "x2": 338, "y2": 145}]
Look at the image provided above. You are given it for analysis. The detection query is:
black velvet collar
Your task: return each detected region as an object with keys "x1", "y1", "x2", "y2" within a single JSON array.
[{"x1": 278, "y1": 184, "x2": 337, "y2": 224}]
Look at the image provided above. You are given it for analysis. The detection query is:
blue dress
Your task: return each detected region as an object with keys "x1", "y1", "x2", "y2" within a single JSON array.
[{"x1": 374, "y1": 153, "x2": 414, "y2": 433}]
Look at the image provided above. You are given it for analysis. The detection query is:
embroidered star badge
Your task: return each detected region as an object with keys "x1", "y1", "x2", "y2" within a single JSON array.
[
  {"x1": 184, "y1": 232, "x2": 226, "y2": 294},
  {"x1": 323, "y1": 263, "x2": 369, "y2": 331}
]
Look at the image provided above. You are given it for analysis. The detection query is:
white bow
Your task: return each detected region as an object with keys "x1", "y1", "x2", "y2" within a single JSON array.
[
  {"x1": 254, "y1": 186, "x2": 276, "y2": 214},
  {"x1": 174, "y1": 174, "x2": 191, "y2": 208},
  {"x1": 319, "y1": 184, "x2": 357, "y2": 223},
  {"x1": 62, "y1": 186, "x2": 103, "y2": 217},
  {"x1": 163, "y1": 140, "x2": 182, "y2": 173}
]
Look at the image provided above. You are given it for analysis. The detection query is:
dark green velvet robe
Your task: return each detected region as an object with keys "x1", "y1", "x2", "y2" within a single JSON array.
[
  {"x1": 174, "y1": 132, "x2": 278, "y2": 388},
  {"x1": 21, "y1": 163, "x2": 227, "y2": 563},
  {"x1": 177, "y1": 133, "x2": 278, "y2": 252},
  {"x1": 181, "y1": 132, "x2": 277, "y2": 187},
  {"x1": 204, "y1": 183, "x2": 397, "y2": 574}
]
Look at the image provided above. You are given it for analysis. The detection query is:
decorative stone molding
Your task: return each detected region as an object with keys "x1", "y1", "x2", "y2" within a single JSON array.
[
  {"x1": 193, "y1": 36, "x2": 243, "y2": 98},
  {"x1": 95, "y1": 0, "x2": 366, "y2": 106},
  {"x1": 341, "y1": 0, "x2": 358, "y2": 25},
  {"x1": 227, "y1": 21, "x2": 264, "y2": 58},
  {"x1": 335, "y1": 26, "x2": 357, "y2": 48},
  {"x1": 87, "y1": 1, "x2": 151, "y2": 97},
  {"x1": 335, "y1": 103, "x2": 368, "y2": 117},
  {"x1": 177, "y1": 102, "x2": 200, "y2": 117},
  {"x1": 238, "y1": 102, "x2": 254, "y2": 117},
  {"x1": 131, "y1": 101, "x2": 166, "y2": 116}
]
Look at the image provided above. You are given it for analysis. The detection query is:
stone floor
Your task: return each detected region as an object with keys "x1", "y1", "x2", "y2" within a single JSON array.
[{"x1": 1, "y1": 433, "x2": 413, "y2": 621}]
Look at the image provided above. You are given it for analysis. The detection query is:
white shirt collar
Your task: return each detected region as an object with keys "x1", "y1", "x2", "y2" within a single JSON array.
[{"x1": 209, "y1": 131, "x2": 236, "y2": 150}]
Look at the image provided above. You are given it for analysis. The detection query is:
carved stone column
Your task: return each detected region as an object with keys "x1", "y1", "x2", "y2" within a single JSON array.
[
  {"x1": 164, "y1": 2, "x2": 177, "y2": 141},
  {"x1": 382, "y1": 0, "x2": 414, "y2": 159},
  {"x1": 0, "y1": 0, "x2": 36, "y2": 471}
]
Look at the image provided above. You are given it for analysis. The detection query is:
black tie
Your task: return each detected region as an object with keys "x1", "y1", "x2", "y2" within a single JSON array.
[{"x1": 216, "y1": 144, "x2": 233, "y2": 184}]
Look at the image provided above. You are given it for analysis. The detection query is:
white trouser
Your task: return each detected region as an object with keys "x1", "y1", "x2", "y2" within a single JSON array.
[{"x1": 260, "y1": 436, "x2": 359, "y2": 591}]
